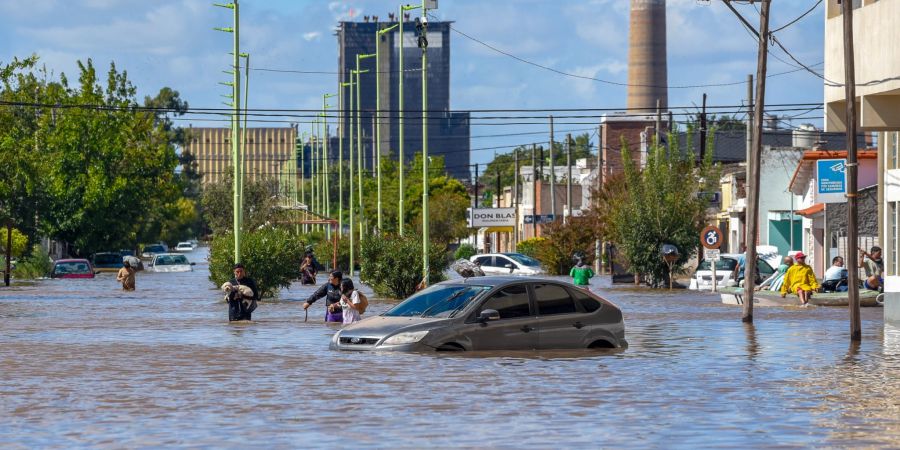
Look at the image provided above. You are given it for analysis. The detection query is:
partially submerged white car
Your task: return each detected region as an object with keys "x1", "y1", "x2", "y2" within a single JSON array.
[
  {"x1": 148, "y1": 253, "x2": 195, "y2": 272},
  {"x1": 689, "y1": 253, "x2": 775, "y2": 290},
  {"x1": 174, "y1": 242, "x2": 194, "y2": 252}
]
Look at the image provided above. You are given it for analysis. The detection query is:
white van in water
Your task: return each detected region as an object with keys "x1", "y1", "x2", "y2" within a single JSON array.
[{"x1": 689, "y1": 254, "x2": 775, "y2": 290}]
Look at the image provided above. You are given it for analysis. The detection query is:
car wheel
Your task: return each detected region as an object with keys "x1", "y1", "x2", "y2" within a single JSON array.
[
  {"x1": 588, "y1": 340, "x2": 615, "y2": 349},
  {"x1": 436, "y1": 343, "x2": 465, "y2": 352}
]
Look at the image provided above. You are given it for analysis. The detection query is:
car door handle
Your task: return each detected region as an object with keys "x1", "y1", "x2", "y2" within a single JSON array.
[
  {"x1": 572, "y1": 322, "x2": 584, "y2": 329},
  {"x1": 520, "y1": 325, "x2": 534, "y2": 333}
]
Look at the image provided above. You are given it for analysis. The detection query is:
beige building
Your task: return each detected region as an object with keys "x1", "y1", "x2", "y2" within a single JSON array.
[
  {"x1": 185, "y1": 127, "x2": 298, "y2": 185},
  {"x1": 824, "y1": 0, "x2": 900, "y2": 322}
]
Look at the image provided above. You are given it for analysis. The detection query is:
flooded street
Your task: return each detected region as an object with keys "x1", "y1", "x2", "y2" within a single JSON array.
[{"x1": 2, "y1": 247, "x2": 899, "y2": 448}]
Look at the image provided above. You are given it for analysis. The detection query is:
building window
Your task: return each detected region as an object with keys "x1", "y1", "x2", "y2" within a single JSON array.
[{"x1": 893, "y1": 132, "x2": 900, "y2": 170}]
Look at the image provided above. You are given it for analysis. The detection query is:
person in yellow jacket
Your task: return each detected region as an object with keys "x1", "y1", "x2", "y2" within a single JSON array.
[{"x1": 780, "y1": 252, "x2": 819, "y2": 306}]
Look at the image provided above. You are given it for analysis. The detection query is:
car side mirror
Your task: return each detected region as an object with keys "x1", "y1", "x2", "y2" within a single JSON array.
[
  {"x1": 478, "y1": 309, "x2": 500, "y2": 322},
  {"x1": 94, "y1": 270, "x2": 100, "y2": 275},
  {"x1": 504, "y1": 263, "x2": 514, "y2": 273},
  {"x1": 190, "y1": 262, "x2": 196, "y2": 266}
]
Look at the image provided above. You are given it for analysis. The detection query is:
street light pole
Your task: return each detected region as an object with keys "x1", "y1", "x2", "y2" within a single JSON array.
[
  {"x1": 356, "y1": 54, "x2": 374, "y2": 246},
  {"x1": 339, "y1": 81, "x2": 351, "y2": 234},
  {"x1": 377, "y1": 24, "x2": 399, "y2": 232},
  {"x1": 418, "y1": 0, "x2": 430, "y2": 286},
  {"x1": 214, "y1": 0, "x2": 241, "y2": 263}
]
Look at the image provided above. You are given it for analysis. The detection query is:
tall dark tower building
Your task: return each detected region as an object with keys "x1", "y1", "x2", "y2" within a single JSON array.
[
  {"x1": 336, "y1": 18, "x2": 470, "y2": 180},
  {"x1": 626, "y1": 0, "x2": 668, "y2": 112}
]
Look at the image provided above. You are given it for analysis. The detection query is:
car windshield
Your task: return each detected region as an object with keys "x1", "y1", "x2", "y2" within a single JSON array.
[
  {"x1": 506, "y1": 253, "x2": 541, "y2": 267},
  {"x1": 56, "y1": 262, "x2": 91, "y2": 274},
  {"x1": 384, "y1": 285, "x2": 490, "y2": 318},
  {"x1": 156, "y1": 255, "x2": 189, "y2": 265},
  {"x1": 697, "y1": 258, "x2": 738, "y2": 271},
  {"x1": 94, "y1": 254, "x2": 120, "y2": 264}
]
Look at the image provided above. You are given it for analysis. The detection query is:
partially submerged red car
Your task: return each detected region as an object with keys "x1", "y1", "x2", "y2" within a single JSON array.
[{"x1": 50, "y1": 259, "x2": 96, "y2": 279}]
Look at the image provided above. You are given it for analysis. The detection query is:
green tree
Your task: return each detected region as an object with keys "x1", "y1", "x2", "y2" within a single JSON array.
[
  {"x1": 0, "y1": 227, "x2": 29, "y2": 258},
  {"x1": 37, "y1": 60, "x2": 182, "y2": 255},
  {"x1": 200, "y1": 171, "x2": 285, "y2": 234},
  {"x1": 360, "y1": 153, "x2": 470, "y2": 245},
  {"x1": 604, "y1": 131, "x2": 718, "y2": 287}
]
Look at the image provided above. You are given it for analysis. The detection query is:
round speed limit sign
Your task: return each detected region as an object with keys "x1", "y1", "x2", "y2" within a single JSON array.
[{"x1": 700, "y1": 225, "x2": 723, "y2": 250}]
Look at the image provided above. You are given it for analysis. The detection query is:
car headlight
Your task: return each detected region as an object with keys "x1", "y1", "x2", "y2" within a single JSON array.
[{"x1": 382, "y1": 330, "x2": 429, "y2": 346}]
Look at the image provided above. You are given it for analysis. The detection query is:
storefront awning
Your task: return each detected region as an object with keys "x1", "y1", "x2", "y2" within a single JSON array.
[
  {"x1": 478, "y1": 226, "x2": 514, "y2": 234},
  {"x1": 796, "y1": 203, "x2": 824, "y2": 217}
]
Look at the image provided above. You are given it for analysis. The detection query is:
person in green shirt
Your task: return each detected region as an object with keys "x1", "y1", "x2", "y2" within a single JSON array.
[{"x1": 570, "y1": 255, "x2": 594, "y2": 290}]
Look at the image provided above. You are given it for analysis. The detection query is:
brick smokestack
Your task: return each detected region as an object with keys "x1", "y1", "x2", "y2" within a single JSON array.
[{"x1": 627, "y1": 0, "x2": 668, "y2": 113}]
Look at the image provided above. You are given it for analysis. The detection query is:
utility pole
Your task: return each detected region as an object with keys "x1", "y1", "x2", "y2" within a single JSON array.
[
  {"x1": 513, "y1": 149, "x2": 519, "y2": 246},
  {"x1": 566, "y1": 134, "x2": 572, "y2": 225},
  {"x1": 4, "y1": 221, "x2": 11, "y2": 286},
  {"x1": 700, "y1": 93, "x2": 708, "y2": 161},
  {"x1": 741, "y1": 0, "x2": 771, "y2": 323},
  {"x1": 842, "y1": 0, "x2": 862, "y2": 341},
  {"x1": 596, "y1": 124, "x2": 603, "y2": 274},
  {"x1": 655, "y1": 99, "x2": 662, "y2": 146},
  {"x1": 473, "y1": 163, "x2": 479, "y2": 249},
  {"x1": 549, "y1": 116, "x2": 556, "y2": 221}
]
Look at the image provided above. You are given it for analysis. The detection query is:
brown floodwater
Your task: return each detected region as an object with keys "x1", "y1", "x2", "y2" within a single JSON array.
[{"x1": 1, "y1": 247, "x2": 899, "y2": 448}]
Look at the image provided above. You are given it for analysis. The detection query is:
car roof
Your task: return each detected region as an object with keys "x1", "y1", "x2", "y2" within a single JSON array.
[
  {"x1": 436, "y1": 275, "x2": 566, "y2": 288},
  {"x1": 153, "y1": 253, "x2": 185, "y2": 257},
  {"x1": 56, "y1": 259, "x2": 90, "y2": 263}
]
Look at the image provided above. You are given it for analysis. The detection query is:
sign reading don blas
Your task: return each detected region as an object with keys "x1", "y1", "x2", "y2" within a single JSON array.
[{"x1": 467, "y1": 208, "x2": 516, "y2": 228}]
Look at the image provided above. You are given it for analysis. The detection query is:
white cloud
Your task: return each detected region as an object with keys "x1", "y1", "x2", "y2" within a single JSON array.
[{"x1": 303, "y1": 31, "x2": 322, "y2": 42}]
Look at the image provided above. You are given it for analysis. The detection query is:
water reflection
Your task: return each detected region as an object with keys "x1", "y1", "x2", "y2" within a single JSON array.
[{"x1": 0, "y1": 249, "x2": 898, "y2": 448}]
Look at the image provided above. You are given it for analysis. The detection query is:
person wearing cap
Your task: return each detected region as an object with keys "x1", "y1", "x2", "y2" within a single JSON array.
[
  {"x1": 303, "y1": 270, "x2": 345, "y2": 322},
  {"x1": 226, "y1": 263, "x2": 259, "y2": 321},
  {"x1": 780, "y1": 252, "x2": 818, "y2": 306}
]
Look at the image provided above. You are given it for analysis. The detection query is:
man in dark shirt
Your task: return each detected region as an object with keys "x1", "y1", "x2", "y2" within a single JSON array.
[
  {"x1": 303, "y1": 270, "x2": 344, "y2": 322},
  {"x1": 227, "y1": 263, "x2": 259, "y2": 321}
]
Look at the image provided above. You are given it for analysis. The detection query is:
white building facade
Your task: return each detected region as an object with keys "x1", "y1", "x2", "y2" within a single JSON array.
[{"x1": 824, "y1": 0, "x2": 900, "y2": 322}]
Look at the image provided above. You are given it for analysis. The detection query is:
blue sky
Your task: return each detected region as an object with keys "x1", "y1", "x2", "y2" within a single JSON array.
[{"x1": 0, "y1": 0, "x2": 827, "y2": 166}]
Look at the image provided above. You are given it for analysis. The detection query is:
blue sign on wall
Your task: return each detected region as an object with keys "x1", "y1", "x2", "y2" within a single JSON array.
[{"x1": 816, "y1": 159, "x2": 846, "y2": 203}]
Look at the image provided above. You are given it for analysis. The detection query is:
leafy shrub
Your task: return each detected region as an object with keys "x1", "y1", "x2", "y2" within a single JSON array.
[
  {"x1": 516, "y1": 237, "x2": 548, "y2": 259},
  {"x1": 538, "y1": 218, "x2": 598, "y2": 275},
  {"x1": 13, "y1": 245, "x2": 53, "y2": 279},
  {"x1": 453, "y1": 243, "x2": 477, "y2": 261},
  {"x1": 360, "y1": 234, "x2": 449, "y2": 299},
  {"x1": 209, "y1": 227, "x2": 305, "y2": 298}
]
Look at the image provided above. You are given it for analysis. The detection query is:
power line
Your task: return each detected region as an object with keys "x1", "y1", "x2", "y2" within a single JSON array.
[{"x1": 771, "y1": 0, "x2": 823, "y2": 33}]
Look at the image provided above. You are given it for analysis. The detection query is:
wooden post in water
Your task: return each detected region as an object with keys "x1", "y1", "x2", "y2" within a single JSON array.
[
  {"x1": 4, "y1": 221, "x2": 11, "y2": 286},
  {"x1": 742, "y1": 0, "x2": 771, "y2": 323},
  {"x1": 842, "y1": 0, "x2": 862, "y2": 341}
]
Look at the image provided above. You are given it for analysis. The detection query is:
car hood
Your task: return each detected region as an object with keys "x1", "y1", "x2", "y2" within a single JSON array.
[{"x1": 339, "y1": 315, "x2": 449, "y2": 338}]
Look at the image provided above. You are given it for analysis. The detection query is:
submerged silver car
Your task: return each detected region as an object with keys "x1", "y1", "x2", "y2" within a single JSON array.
[{"x1": 331, "y1": 277, "x2": 626, "y2": 352}]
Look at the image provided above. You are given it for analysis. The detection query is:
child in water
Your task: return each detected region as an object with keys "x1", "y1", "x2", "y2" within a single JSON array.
[
  {"x1": 339, "y1": 278, "x2": 362, "y2": 325},
  {"x1": 570, "y1": 255, "x2": 594, "y2": 290}
]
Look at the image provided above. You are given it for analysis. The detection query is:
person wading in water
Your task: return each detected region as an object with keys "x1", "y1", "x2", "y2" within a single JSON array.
[
  {"x1": 223, "y1": 263, "x2": 259, "y2": 321},
  {"x1": 116, "y1": 260, "x2": 136, "y2": 291},
  {"x1": 303, "y1": 270, "x2": 344, "y2": 323}
]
